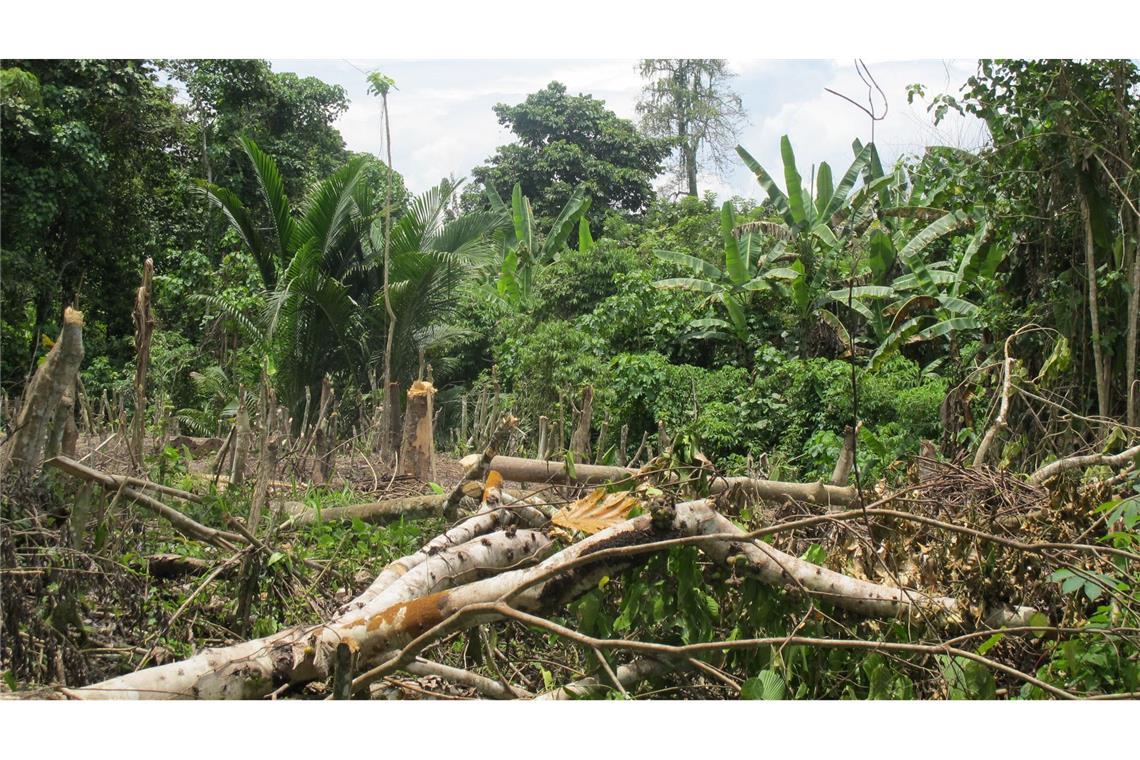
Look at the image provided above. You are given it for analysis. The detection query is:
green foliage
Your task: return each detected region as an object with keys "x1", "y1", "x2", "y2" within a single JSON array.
[{"x1": 469, "y1": 82, "x2": 670, "y2": 223}]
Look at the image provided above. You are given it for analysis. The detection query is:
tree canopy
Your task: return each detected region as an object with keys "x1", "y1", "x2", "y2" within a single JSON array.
[{"x1": 469, "y1": 81, "x2": 671, "y2": 222}]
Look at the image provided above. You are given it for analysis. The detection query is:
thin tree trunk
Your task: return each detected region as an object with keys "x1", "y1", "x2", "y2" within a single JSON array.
[
  {"x1": 1126, "y1": 210, "x2": 1139, "y2": 428},
  {"x1": 131, "y1": 258, "x2": 155, "y2": 471},
  {"x1": 1079, "y1": 190, "x2": 1110, "y2": 421},
  {"x1": 379, "y1": 91, "x2": 397, "y2": 462}
]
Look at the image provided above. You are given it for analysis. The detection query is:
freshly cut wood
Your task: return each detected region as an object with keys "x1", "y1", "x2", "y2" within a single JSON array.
[
  {"x1": 399, "y1": 380, "x2": 436, "y2": 481},
  {"x1": 65, "y1": 528, "x2": 553, "y2": 699},
  {"x1": 1, "y1": 307, "x2": 85, "y2": 480},
  {"x1": 282, "y1": 494, "x2": 448, "y2": 527},
  {"x1": 64, "y1": 494, "x2": 1033, "y2": 699}
]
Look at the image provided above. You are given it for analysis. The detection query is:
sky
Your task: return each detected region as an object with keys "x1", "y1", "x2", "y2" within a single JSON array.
[{"x1": 270, "y1": 58, "x2": 988, "y2": 201}]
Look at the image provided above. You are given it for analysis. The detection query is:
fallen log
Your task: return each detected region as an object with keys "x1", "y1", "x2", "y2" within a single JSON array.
[
  {"x1": 66, "y1": 494, "x2": 1029, "y2": 699},
  {"x1": 44, "y1": 456, "x2": 242, "y2": 551},
  {"x1": 280, "y1": 494, "x2": 449, "y2": 527},
  {"x1": 136, "y1": 553, "x2": 221, "y2": 579},
  {"x1": 1028, "y1": 443, "x2": 1140, "y2": 486},
  {"x1": 64, "y1": 528, "x2": 553, "y2": 699},
  {"x1": 458, "y1": 454, "x2": 860, "y2": 506}
]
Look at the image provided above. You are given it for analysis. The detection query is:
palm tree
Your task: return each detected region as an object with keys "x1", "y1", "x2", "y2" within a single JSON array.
[{"x1": 199, "y1": 138, "x2": 500, "y2": 425}]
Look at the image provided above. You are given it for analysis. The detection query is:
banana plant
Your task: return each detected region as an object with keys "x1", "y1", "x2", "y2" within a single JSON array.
[
  {"x1": 484, "y1": 182, "x2": 591, "y2": 307},
  {"x1": 826, "y1": 209, "x2": 1004, "y2": 369},
  {"x1": 654, "y1": 201, "x2": 798, "y2": 345},
  {"x1": 736, "y1": 136, "x2": 877, "y2": 279}
]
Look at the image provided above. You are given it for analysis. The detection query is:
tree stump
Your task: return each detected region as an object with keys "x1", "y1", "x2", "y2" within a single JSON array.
[{"x1": 400, "y1": 380, "x2": 436, "y2": 482}]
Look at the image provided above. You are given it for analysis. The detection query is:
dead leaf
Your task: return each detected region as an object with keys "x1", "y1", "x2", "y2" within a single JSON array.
[{"x1": 551, "y1": 488, "x2": 641, "y2": 535}]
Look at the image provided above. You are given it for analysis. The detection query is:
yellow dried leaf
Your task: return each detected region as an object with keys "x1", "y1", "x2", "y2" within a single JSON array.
[
  {"x1": 551, "y1": 488, "x2": 641, "y2": 535},
  {"x1": 482, "y1": 470, "x2": 503, "y2": 502}
]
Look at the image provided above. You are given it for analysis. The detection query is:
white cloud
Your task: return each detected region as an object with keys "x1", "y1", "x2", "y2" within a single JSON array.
[
  {"x1": 730, "y1": 60, "x2": 986, "y2": 199},
  {"x1": 278, "y1": 58, "x2": 988, "y2": 201}
]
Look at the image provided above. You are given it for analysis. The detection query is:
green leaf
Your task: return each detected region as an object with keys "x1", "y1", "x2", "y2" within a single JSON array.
[
  {"x1": 915, "y1": 317, "x2": 980, "y2": 341},
  {"x1": 721, "y1": 202, "x2": 748, "y2": 286},
  {"x1": 977, "y1": 633, "x2": 1004, "y2": 656},
  {"x1": 737, "y1": 145, "x2": 792, "y2": 226},
  {"x1": 578, "y1": 216, "x2": 595, "y2": 254},
  {"x1": 868, "y1": 229, "x2": 896, "y2": 284},
  {"x1": 722, "y1": 294, "x2": 748, "y2": 336},
  {"x1": 240, "y1": 136, "x2": 297, "y2": 264},
  {"x1": 267, "y1": 551, "x2": 286, "y2": 568},
  {"x1": 511, "y1": 183, "x2": 534, "y2": 254},
  {"x1": 822, "y1": 143, "x2": 872, "y2": 221},
  {"x1": 815, "y1": 161, "x2": 834, "y2": 217},
  {"x1": 810, "y1": 223, "x2": 837, "y2": 247},
  {"x1": 780, "y1": 136, "x2": 807, "y2": 226},
  {"x1": 655, "y1": 249, "x2": 723, "y2": 281},
  {"x1": 953, "y1": 220, "x2": 992, "y2": 295},
  {"x1": 898, "y1": 211, "x2": 972, "y2": 294},
  {"x1": 741, "y1": 670, "x2": 785, "y2": 700},
  {"x1": 564, "y1": 451, "x2": 577, "y2": 481},
  {"x1": 427, "y1": 481, "x2": 445, "y2": 495},
  {"x1": 543, "y1": 185, "x2": 588, "y2": 258},
  {"x1": 655, "y1": 277, "x2": 720, "y2": 293}
]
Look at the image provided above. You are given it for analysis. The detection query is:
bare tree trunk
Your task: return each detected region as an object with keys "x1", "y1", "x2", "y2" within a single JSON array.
[
  {"x1": 1080, "y1": 192, "x2": 1110, "y2": 421},
  {"x1": 459, "y1": 394, "x2": 469, "y2": 452},
  {"x1": 1, "y1": 308, "x2": 84, "y2": 480},
  {"x1": 830, "y1": 425, "x2": 855, "y2": 486},
  {"x1": 594, "y1": 416, "x2": 609, "y2": 464},
  {"x1": 1127, "y1": 210, "x2": 1139, "y2": 428},
  {"x1": 618, "y1": 424, "x2": 629, "y2": 467},
  {"x1": 536, "y1": 415, "x2": 549, "y2": 461},
  {"x1": 400, "y1": 380, "x2": 436, "y2": 482},
  {"x1": 384, "y1": 381, "x2": 402, "y2": 461},
  {"x1": 230, "y1": 389, "x2": 251, "y2": 488},
  {"x1": 569, "y1": 386, "x2": 594, "y2": 463},
  {"x1": 131, "y1": 258, "x2": 155, "y2": 471}
]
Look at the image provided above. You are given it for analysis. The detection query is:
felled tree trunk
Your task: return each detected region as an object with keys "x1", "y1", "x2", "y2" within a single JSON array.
[
  {"x1": 457, "y1": 455, "x2": 861, "y2": 507},
  {"x1": 1, "y1": 307, "x2": 85, "y2": 480},
  {"x1": 66, "y1": 528, "x2": 553, "y2": 699},
  {"x1": 63, "y1": 488, "x2": 1028, "y2": 700},
  {"x1": 400, "y1": 380, "x2": 436, "y2": 481}
]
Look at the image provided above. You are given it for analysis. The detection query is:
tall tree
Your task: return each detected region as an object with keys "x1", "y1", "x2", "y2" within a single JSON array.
[
  {"x1": 1, "y1": 60, "x2": 192, "y2": 392},
  {"x1": 161, "y1": 60, "x2": 350, "y2": 203},
  {"x1": 469, "y1": 82, "x2": 670, "y2": 222},
  {"x1": 637, "y1": 59, "x2": 746, "y2": 197}
]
